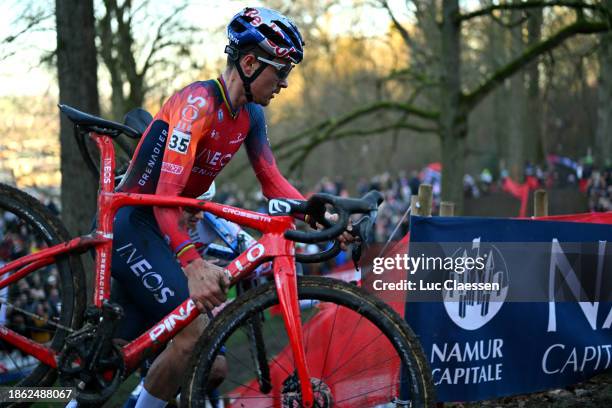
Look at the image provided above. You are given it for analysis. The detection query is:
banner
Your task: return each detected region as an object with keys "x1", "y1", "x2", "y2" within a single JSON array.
[{"x1": 404, "y1": 215, "x2": 612, "y2": 401}]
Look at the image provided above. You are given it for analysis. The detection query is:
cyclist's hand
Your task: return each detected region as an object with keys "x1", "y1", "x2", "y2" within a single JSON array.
[
  {"x1": 183, "y1": 258, "x2": 230, "y2": 312},
  {"x1": 322, "y1": 212, "x2": 355, "y2": 251}
]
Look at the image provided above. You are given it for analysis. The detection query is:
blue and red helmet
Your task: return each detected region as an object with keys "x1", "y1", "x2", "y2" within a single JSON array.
[{"x1": 227, "y1": 7, "x2": 305, "y2": 64}]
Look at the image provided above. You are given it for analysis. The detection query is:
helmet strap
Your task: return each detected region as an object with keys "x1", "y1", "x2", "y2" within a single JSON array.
[
  {"x1": 226, "y1": 46, "x2": 268, "y2": 103},
  {"x1": 235, "y1": 59, "x2": 267, "y2": 103}
]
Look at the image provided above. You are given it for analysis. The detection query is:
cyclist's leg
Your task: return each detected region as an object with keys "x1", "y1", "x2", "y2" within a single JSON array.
[
  {"x1": 112, "y1": 206, "x2": 225, "y2": 403},
  {"x1": 111, "y1": 278, "x2": 151, "y2": 342}
]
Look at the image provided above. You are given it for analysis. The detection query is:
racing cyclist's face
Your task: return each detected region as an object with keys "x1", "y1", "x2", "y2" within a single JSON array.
[{"x1": 250, "y1": 56, "x2": 291, "y2": 106}]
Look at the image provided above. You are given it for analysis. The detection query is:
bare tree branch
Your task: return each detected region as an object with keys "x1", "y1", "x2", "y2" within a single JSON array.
[
  {"x1": 141, "y1": 4, "x2": 189, "y2": 75},
  {"x1": 457, "y1": 0, "x2": 607, "y2": 22},
  {"x1": 382, "y1": 67, "x2": 440, "y2": 86},
  {"x1": 0, "y1": 6, "x2": 53, "y2": 62},
  {"x1": 463, "y1": 19, "x2": 610, "y2": 110},
  {"x1": 331, "y1": 122, "x2": 439, "y2": 139},
  {"x1": 378, "y1": 0, "x2": 434, "y2": 65},
  {"x1": 286, "y1": 118, "x2": 438, "y2": 171},
  {"x1": 271, "y1": 100, "x2": 438, "y2": 158}
]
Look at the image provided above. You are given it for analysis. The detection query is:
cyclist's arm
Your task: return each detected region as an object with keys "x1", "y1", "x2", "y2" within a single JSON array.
[
  {"x1": 244, "y1": 104, "x2": 304, "y2": 201},
  {"x1": 153, "y1": 85, "x2": 214, "y2": 267}
]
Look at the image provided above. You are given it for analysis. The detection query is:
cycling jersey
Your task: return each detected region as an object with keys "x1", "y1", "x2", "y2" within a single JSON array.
[{"x1": 117, "y1": 77, "x2": 303, "y2": 267}]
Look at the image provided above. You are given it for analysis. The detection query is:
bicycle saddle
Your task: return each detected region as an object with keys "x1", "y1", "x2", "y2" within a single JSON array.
[
  {"x1": 123, "y1": 107, "x2": 153, "y2": 137},
  {"x1": 58, "y1": 104, "x2": 140, "y2": 139}
]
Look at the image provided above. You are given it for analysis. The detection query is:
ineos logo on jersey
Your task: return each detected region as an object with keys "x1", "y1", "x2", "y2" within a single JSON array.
[
  {"x1": 268, "y1": 199, "x2": 291, "y2": 215},
  {"x1": 177, "y1": 93, "x2": 207, "y2": 132},
  {"x1": 181, "y1": 105, "x2": 198, "y2": 121},
  {"x1": 198, "y1": 149, "x2": 232, "y2": 167}
]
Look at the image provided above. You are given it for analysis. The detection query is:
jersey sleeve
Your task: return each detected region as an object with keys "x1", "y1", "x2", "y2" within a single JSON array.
[
  {"x1": 153, "y1": 84, "x2": 214, "y2": 267},
  {"x1": 245, "y1": 104, "x2": 305, "y2": 201}
]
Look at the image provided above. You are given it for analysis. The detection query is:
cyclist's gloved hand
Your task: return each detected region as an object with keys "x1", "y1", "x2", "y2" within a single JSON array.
[
  {"x1": 320, "y1": 212, "x2": 357, "y2": 251},
  {"x1": 183, "y1": 258, "x2": 230, "y2": 312}
]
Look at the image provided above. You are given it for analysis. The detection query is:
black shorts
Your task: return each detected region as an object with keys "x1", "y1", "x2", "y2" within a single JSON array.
[{"x1": 111, "y1": 206, "x2": 190, "y2": 340}]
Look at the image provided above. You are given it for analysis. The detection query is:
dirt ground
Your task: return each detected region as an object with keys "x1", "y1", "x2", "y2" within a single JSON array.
[{"x1": 445, "y1": 371, "x2": 612, "y2": 408}]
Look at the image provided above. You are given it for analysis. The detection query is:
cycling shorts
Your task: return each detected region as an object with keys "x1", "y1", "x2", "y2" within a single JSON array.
[{"x1": 111, "y1": 206, "x2": 190, "y2": 341}]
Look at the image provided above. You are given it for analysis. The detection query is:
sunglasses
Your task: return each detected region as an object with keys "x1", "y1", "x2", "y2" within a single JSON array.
[{"x1": 256, "y1": 56, "x2": 294, "y2": 80}]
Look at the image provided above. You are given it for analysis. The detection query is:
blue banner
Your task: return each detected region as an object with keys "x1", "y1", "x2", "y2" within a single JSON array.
[{"x1": 404, "y1": 216, "x2": 612, "y2": 401}]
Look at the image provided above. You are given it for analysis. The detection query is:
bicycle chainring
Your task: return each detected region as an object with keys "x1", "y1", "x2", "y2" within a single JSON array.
[{"x1": 58, "y1": 324, "x2": 124, "y2": 404}]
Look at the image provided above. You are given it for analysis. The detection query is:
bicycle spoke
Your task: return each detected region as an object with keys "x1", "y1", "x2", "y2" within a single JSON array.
[
  {"x1": 317, "y1": 305, "x2": 340, "y2": 391},
  {"x1": 325, "y1": 313, "x2": 364, "y2": 377},
  {"x1": 224, "y1": 345, "x2": 265, "y2": 375},
  {"x1": 321, "y1": 330, "x2": 385, "y2": 382},
  {"x1": 327, "y1": 354, "x2": 397, "y2": 385},
  {"x1": 334, "y1": 381, "x2": 399, "y2": 404},
  {"x1": 222, "y1": 377, "x2": 269, "y2": 396}
]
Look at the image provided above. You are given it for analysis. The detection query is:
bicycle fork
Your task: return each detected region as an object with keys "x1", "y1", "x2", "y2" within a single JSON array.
[{"x1": 273, "y1": 255, "x2": 315, "y2": 407}]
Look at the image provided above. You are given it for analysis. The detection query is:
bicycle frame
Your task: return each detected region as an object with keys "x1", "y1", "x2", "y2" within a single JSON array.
[{"x1": 0, "y1": 133, "x2": 317, "y2": 406}]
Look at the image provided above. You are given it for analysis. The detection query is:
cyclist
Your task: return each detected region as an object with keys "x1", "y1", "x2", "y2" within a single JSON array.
[{"x1": 100, "y1": 7, "x2": 314, "y2": 408}]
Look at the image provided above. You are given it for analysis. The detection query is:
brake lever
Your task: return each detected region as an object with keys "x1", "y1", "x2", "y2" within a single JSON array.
[
  {"x1": 348, "y1": 213, "x2": 376, "y2": 272},
  {"x1": 351, "y1": 241, "x2": 362, "y2": 272}
]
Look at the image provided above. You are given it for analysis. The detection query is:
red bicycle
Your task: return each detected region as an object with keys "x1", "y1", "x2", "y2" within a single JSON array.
[{"x1": 0, "y1": 105, "x2": 434, "y2": 407}]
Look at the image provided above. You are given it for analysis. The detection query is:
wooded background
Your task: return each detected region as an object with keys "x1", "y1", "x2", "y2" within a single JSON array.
[{"x1": 0, "y1": 0, "x2": 610, "y2": 236}]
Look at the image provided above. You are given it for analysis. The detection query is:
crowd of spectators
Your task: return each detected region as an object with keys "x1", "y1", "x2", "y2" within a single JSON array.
[
  {"x1": 463, "y1": 158, "x2": 612, "y2": 213},
  {"x1": 583, "y1": 167, "x2": 612, "y2": 212},
  {"x1": 214, "y1": 159, "x2": 612, "y2": 247},
  {"x1": 0, "y1": 211, "x2": 61, "y2": 347}
]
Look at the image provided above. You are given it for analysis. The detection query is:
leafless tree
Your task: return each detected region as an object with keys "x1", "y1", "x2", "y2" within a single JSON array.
[{"x1": 273, "y1": 0, "x2": 611, "y2": 212}]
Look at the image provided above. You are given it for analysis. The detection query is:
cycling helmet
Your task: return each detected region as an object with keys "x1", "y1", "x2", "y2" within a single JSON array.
[{"x1": 225, "y1": 7, "x2": 305, "y2": 101}]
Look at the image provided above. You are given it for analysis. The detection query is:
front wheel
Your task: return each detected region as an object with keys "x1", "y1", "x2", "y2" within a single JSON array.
[{"x1": 181, "y1": 276, "x2": 435, "y2": 407}]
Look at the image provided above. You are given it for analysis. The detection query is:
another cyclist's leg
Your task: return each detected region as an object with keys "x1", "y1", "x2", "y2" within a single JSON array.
[
  {"x1": 112, "y1": 206, "x2": 225, "y2": 404},
  {"x1": 109, "y1": 280, "x2": 153, "y2": 408}
]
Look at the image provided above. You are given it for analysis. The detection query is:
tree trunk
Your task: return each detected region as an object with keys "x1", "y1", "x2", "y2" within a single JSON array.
[
  {"x1": 525, "y1": 8, "x2": 544, "y2": 165},
  {"x1": 595, "y1": 1, "x2": 612, "y2": 168},
  {"x1": 439, "y1": 0, "x2": 466, "y2": 213},
  {"x1": 441, "y1": 129, "x2": 466, "y2": 213},
  {"x1": 56, "y1": 0, "x2": 99, "y2": 236},
  {"x1": 488, "y1": 10, "x2": 510, "y2": 175},
  {"x1": 508, "y1": 5, "x2": 527, "y2": 181}
]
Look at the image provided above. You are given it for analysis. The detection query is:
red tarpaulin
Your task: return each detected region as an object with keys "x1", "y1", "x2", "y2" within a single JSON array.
[{"x1": 502, "y1": 176, "x2": 540, "y2": 218}]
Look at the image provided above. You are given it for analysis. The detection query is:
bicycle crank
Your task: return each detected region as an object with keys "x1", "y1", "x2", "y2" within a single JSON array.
[
  {"x1": 58, "y1": 324, "x2": 124, "y2": 404},
  {"x1": 58, "y1": 302, "x2": 125, "y2": 404}
]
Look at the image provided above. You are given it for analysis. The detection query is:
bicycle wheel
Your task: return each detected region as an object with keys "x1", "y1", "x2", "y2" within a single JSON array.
[
  {"x1": 181, "y1": 276, "x2": 435, "y2": 407},
  {"x1": 0, "y1": 183, "x2": 86, "y2": 392}
]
